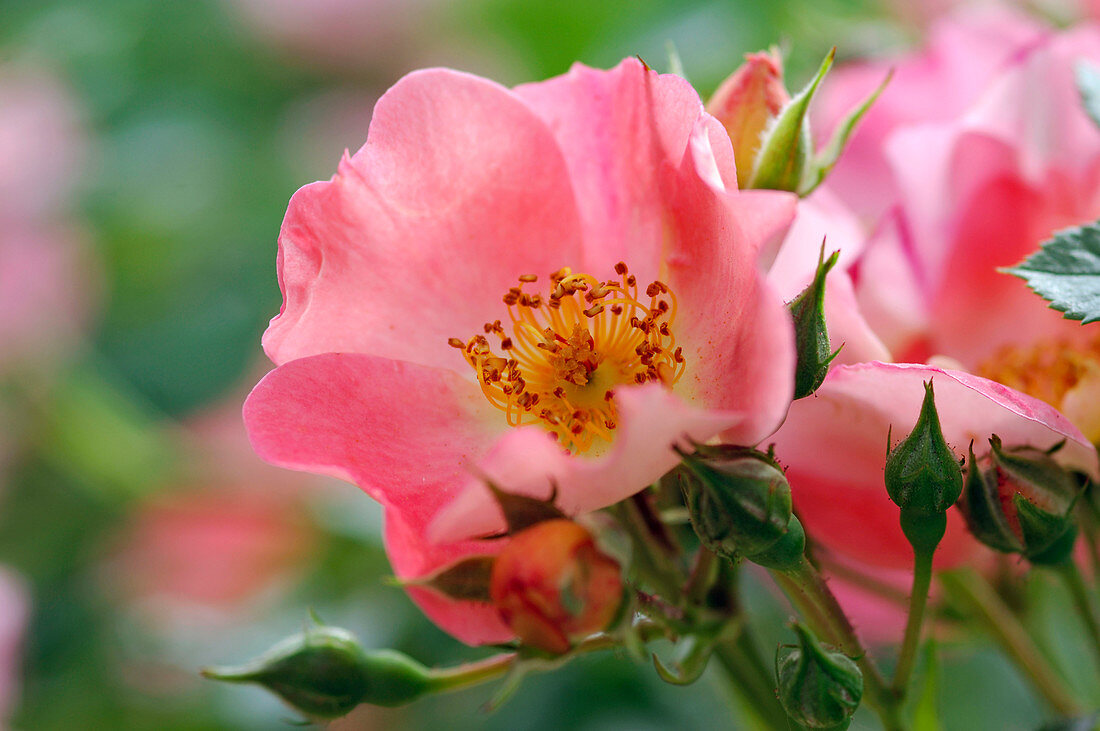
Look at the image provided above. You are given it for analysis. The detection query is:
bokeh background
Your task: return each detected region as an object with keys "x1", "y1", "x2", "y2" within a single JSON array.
[{"x1": 1, "y1": 0, "x2": 1096, "y2": 728}]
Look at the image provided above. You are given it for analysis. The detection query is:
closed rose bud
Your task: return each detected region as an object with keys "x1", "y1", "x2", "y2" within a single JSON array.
[
  {"x1": 959, "y1": 436, "x2": 1082, "y2": 564},
  {"x1": 489, "y1": 519, "x2": 623, "y2": 654},
  {"x1": 202, "y1": 626, "x2": 433, "y2": 718},
  {"x1": 706, "y1": 49, "x2": 789, "y2": 188},
  {"x1": 777, "y1": 623, "x2": 863, "y2": 730},
  {"x1": 676, "y1": 444, "x2": 793, "y2": 560},
  {"x1": 884, "y1": 380, "x2": 963, "y2": 553}
]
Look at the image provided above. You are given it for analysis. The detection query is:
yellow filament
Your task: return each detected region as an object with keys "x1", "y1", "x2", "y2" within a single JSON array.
[{"x1": 451, "y1": 262, "x2": 686, "y2": 453}]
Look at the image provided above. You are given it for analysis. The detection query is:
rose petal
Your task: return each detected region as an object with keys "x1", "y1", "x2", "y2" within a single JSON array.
[
  {"x1": 430, "y1": 382, "x2": 739, "y2": 543},
  {"x1": 263, "y1": 68, "x2": 585, "y2": 368},
  {"x1": 243, "y1": 353, "x2": 502, "y2": 523},
  {"x1": 384, "y1": 508, "x2": 511, "y2": 646}
]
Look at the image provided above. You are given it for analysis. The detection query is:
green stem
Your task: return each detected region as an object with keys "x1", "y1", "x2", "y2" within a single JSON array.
[
  {"x1": 938, "y1": 569, "x2": 1081, "y2": 716},
  {"x1": 429, "y1": 621, "x2": 668, "y2": 693},
  {"x1": 615, "y1": 496, "x2": 785, "y2": 726},
  {"x1": 712, "y1": 631, "x2": 790, "y2": 729},
  {"x1": 892, "y1": 549, "x2": 934, "y2": 697},
  {"x1": 1054, "y1": 560, "x2": 1100, "y2": 678},
  {"x1": 613, "y1": 497, "x2": 684, "y2": 599},
  {"x1": 772, "y1": 560, "x2": 904, "y2": 731}
]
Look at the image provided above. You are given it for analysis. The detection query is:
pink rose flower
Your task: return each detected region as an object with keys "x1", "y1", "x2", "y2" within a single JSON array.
[
  {"x1": 767, "y1": 15, "x2": 1100, "y2": 627},
  {"x1": 244, "y1": 59, "x2": 798, "y2": 644},
  {"x1": 850, "y1": 22, "x2": 1100, "y2": 440}
]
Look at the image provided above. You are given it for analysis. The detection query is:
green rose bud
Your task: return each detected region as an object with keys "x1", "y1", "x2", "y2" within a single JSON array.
[
  {"x1": 884, "y1": 380, "x2": 963, "y2": 553},
  {"x1": 676, "y1": 443, "x2": 792, "y2": 559},
  {"x1": 202, "y1": 626, "x2": 433, "y2": 718},
  {"x1": 959, "y1": 436, "x2": 1082, "y2": 564},
  {"x1": 788, "y1": 247, "x2": 841, "y2": 399},
  {"x1": 776, "y1": 623, "x2": 863, "y2": 730}
]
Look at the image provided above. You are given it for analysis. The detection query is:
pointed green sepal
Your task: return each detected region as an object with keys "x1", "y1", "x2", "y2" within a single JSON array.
[
  {"x1": 749, "y1": 513, "x2": 806, "y2": 571},
  {"x1": 748, "y1": 47, "x2": 835, "y2": 192},
  {"x1": 959, "y1": 442, "x2": 1024, "y2": 553},
  {"x1": 799, "y1": 68, "x2": 893, "y2": 196},
  {"x1": 884, "y1": 380, "x2": 964, "y2": 518},
  {"x1": 1015, "y1": 495, "x2": 1076, "y2": 564},
  {"x1": 400, "y1": 554, "x2": 495, "y2": 603},
  {"x1": 789, "y1": 246, "x2": 842, "y2": 399},
  {"x1": 202, "y1": 625, "x2": 434, "y2": 718},
  {"x1": 652, "y1": 634, "x2": 715, "y2": 686},
  {"x1": 485, "y1": 479, "x2": 567, "y2": 536},
  {"x1": 776, "y1": 623, "x2": 863, "y2": 730}
]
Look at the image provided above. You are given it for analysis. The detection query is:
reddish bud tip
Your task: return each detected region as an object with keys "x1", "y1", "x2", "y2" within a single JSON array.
[{"x1": 489, "y1": 520, "x2": 623, "y2": 654}]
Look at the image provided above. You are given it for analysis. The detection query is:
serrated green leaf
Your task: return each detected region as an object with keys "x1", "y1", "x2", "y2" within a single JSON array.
[
  {"x1": 1076, "y1": 61, "x2": 1100, "y2": 130},
  {"x1": 1005, "y1": 221, "x2": 1100, "y2": 324}
]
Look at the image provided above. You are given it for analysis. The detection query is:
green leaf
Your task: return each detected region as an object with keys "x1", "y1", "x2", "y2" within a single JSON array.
[
  {"x1": 1005, "y1": 221, "x2": 1100, "y2": 324},
  {"x1": 1076, "y1": 61, "x2": 1100, "y2": 130}
]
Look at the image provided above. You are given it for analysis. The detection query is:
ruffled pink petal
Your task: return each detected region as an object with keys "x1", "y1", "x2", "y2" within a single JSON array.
[
  {"x1": 514, "y1": 58, "x2": 746, "y2": 282},
  {"x1": 384, "y1": 508, "x2": 511, "y2": 646},
  {"x1": 431, "y1": 382, "x2": 740, "y2": 543},
  {"x1": 658, "y1": 123, "x2": 796, "y2": 445},
  {"x1": 770, "y1": 362, "x2": 1096, "y2": 570},
  {"x1": 514, "y1": 59, "x2": 724, "y2": 277},
  {"x1": 766, "y1": 188, "x2": 865, "y2": 296},
  {"x1": 244, "y1": 353, "x2": 503, "y2": 521},
  {"x1": 854, "y1": 210, "x2": 930, "y2": 361},
  {"x1": 262, "y1": 68, "x2": 585, "y2": 368}
]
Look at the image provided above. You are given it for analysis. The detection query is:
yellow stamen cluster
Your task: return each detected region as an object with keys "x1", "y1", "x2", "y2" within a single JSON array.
[
  {"x1": 976, "y1": 334, "x2": 1100, "y2": 408},
  {"x1": 450, "y1": 262, "x2": 686, "y2": 453}
]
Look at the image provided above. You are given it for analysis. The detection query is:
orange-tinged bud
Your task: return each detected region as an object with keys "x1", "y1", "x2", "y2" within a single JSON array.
[
  {"x1": 489, "y1": 519, "x2": 623, "y2": 654},
  {"x1": 706, "y1": 49, "x2": 789, "y2": 188}
]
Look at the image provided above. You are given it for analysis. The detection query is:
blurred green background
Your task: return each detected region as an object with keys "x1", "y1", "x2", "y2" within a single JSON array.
[{"x1": 0, "y1": 0, "x2": 1090, "y2": 728}]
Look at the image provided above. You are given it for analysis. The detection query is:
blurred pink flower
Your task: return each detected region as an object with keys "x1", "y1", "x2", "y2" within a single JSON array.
[
  {"x1": 244, "y1": 59, "x2": 798, "y2": 644},
  {"x1": 816, "y1": 5, "x2": 1046, "y2": 223},
  {"x1": 845, "y1": 22, "x2": 1100, "y2": 444},
  {"x1": 109, "y1": 403, "x2": 318, "y2": 621},
  {"x1": 0, "y1": 68, "x2": 95, "y2": 373},
  {"x1": 0, "y1": 67, "x2": 86, "y2": 225},
  {"x1": 223, "y1": 0, "x2": 452, "y2": 71},
  {"x1": 0, "y1": 570, "x2": 28, "y2": 724},
  {"x1": 767, "y1": 16, "x2": 1100, "y2": 634}
]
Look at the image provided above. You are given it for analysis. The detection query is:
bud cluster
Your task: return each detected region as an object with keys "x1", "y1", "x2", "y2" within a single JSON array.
[
  {"x1": 776, "y1": 623, "x2": 863, "y2": 730},
  {"x1": 959, "y1": 436, "x2": 1082, "y2": 565}
]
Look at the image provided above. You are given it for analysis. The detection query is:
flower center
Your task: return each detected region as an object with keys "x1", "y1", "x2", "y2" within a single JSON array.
[
  {"x1": 975, "y1": 334, "x2": 1100, "y2": 410},
  {"x1": 450, "y1": 262, "x2": 686, "y2": 453}
]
